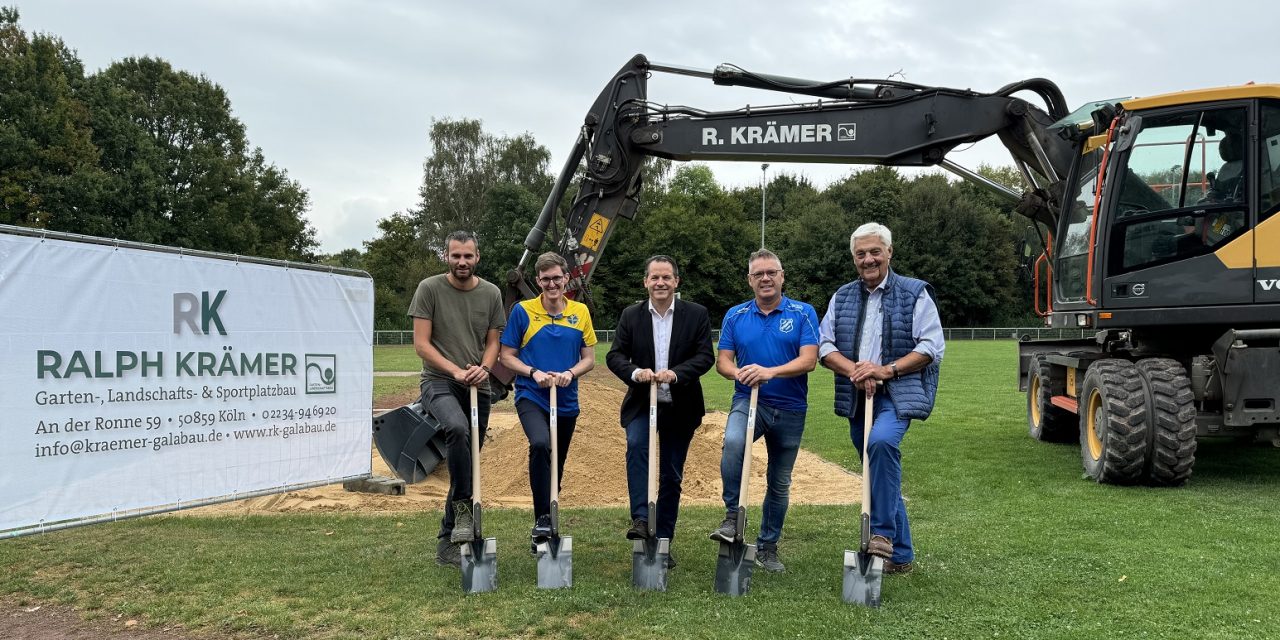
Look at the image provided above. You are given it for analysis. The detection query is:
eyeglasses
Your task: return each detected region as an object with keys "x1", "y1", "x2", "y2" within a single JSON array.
[
  {"x1": 537, "y1": 275, "x2": 567, "y2": 285},
  {"x1": 749, "y1": 269, "x2": 782, "y2": 280}
]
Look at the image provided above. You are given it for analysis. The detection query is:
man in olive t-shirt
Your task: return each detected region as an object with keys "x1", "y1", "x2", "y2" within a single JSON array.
[{"x1": 407, "y1": 231, "x2": 505, "y2": 568}]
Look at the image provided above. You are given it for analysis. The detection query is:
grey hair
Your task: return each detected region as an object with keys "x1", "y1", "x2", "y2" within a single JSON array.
[
  {"x1": 748, "y1": 248, "x2": 782, "y2": 271},
  {"x1": 850, "y1": 222, "x2": 893, "y2": 253}
]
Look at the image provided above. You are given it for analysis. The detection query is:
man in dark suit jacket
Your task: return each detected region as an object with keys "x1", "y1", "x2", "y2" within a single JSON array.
[{"x1": 607, "y1": 255, "x2": 715, "y2": 563}]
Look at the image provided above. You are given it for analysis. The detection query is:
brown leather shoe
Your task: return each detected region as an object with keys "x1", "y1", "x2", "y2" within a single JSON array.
[
  {"x1": 868, "y1": 534, "x2": 893, "y2": 559},
  {"x1": 884, "y1": 560, "x2": 914, "y2": 575}
]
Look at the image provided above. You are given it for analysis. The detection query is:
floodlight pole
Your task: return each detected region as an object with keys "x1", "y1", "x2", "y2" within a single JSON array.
[{"x1": 760, "y1": 163, "x2": 770, "y2": 248}]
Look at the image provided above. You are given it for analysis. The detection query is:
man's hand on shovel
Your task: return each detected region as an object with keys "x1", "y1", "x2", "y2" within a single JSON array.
[{"x1": 850, "y1": 360, "x2": 892, "y2": 394}]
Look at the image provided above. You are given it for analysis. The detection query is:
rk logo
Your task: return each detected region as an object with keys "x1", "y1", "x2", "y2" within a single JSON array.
[{"x1": 173, "y1": 290, "x2": 227, "y2": 335}]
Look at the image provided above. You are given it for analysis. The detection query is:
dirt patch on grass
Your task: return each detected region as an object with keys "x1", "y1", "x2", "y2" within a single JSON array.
[
  {"x1": 188, "y1": 379, "x2": 858, "y2": 515},
  {"x1": 2, "y1": 599, "x2": 198, "y2": 639}
]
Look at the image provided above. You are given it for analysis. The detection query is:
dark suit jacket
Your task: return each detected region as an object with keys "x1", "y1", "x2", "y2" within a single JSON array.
[{"x1": 606, "y1": 298, "x2": 715, "y2": 432}]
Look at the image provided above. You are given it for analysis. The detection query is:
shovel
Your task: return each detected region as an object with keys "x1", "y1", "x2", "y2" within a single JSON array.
[
  {"x1": 632, "y1": 381, "x2": 670, "y2": 591},
  {"x1": 843, "y1": 383, "x2": 883, "y2": 607},
  {"x1": 714, "y1": 385, "x2": 758, "y2": 596},
  {"x1": 460, "y1": 385, "x2": 498, "y2": 593},
  {"x1": 536, "y1": 383, "x2": 573, "y2": 589}
]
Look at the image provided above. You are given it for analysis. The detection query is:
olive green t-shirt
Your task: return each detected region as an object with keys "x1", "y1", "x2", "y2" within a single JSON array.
[{"x1": 407, "y1": 274, "x2": 505, "y2": 383}]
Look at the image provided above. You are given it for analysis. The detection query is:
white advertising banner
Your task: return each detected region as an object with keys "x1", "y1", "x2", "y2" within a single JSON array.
[{"x1": 0, "y1": 230, "x2": 374, "y2": 536}]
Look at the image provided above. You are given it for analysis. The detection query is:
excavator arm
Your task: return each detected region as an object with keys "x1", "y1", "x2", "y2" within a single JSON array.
[{"x1": 507, "y1": 53, "x2": 1078, "y2": 312}]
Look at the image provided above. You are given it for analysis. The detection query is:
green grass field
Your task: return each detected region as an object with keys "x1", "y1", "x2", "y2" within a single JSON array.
[
  {"x1": 4, "y1": 342, "x2": 1280, "y2": 639},
  {"x1": 374, "y1": 345, "x2": 423, "y2": 372}
]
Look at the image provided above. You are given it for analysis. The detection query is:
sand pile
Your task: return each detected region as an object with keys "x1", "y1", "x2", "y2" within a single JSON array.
[{"x1": 189, "y1": 380, "x2": 858, "y2": 515}]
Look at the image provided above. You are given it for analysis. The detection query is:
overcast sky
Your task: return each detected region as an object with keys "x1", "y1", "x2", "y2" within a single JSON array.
[{"x1": 18, "y1": 1, "x2": 1275, "y2": 253}]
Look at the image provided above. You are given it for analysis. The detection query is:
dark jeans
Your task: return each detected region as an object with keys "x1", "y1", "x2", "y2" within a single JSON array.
[
  {"x1": 516, "y1": 398, "x2": 577, "y2": 519},
  {"x1": 624, "y1": 408, "x2": 696, "y2": 539},
  {"x1": 420, "y1": 379, "x2": 489, "y2": 540}
]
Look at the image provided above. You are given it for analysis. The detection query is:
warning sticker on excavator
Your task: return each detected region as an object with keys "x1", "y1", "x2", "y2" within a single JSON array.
[{"x1": 581, "y1": 214, "x2": 609, "y2": 252}]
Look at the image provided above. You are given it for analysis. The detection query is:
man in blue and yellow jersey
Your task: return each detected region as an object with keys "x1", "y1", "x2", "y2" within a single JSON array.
[
  {"x1": 499, "y1": 252, "x2": 596, "y2": 550},
  {"x1": 709, "y1": 248, "x2": 819, "y2": 574}
]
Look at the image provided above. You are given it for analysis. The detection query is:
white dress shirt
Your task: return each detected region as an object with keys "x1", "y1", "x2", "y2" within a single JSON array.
[{"x1": 631, "y1": 299, "x2": 675, "y2": 402}]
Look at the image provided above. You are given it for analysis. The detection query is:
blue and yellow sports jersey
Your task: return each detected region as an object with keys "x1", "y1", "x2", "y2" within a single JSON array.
[{"x1": 500, "y1": 297, "x2": 596, "y2": 416}]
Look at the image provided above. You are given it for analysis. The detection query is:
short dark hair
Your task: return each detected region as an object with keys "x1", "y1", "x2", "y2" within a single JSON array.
[
  {"x1": 644, "y1": 255, "x2": 679, "y2": 278},
  {"x1": 533, "y1": 251, "x2": 569, "y2": 275},
  {"x1": 444, "y1": 230, "x2": 478, "y2": 249}
]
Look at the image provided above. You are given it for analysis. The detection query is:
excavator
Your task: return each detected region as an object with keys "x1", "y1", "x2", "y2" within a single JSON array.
[{"x1": 503, "y1": 54, "x2": 1280, "y2": 486}]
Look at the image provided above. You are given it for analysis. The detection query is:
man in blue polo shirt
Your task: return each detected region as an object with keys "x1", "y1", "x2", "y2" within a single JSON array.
[{"x1": 709, "y1": 248, "x2": 819, "y2": 573}]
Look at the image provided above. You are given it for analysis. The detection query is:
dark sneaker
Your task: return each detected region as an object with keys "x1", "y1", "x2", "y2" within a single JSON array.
[
  {"x1": 708, "y1": 515, "x2": 738, "y2": 543},
  {"x1": 626, "y1": 518, "x2": 649, "y2": 540},
  {"x1": 868, "y1": 534, "x2": 893, "y2": 559},
  {"x1": 531, "y1": 514, "x2": 553, "y2": 542},
  {"x1": 450, "y1": 500, "x2": 475, "y2": 543},
  {"x1": 755, "y1": 544, "x2": 785, "y2": 573},
  {"x1": 435, "y1": 538, "x2": 461, "y2": 568},
  {"x1": 664, "y1": 549, "x2": 677, "y2": 570},
  {"x1": 884, "y1": 559, "x2": 914, "y2": 575}
]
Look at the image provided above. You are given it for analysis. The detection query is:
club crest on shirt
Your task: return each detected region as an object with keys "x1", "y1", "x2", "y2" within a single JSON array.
[
  {"x1": 779, "y1": 318, "x2": 794, "y2": 333},
  {"x1": 567, "y1": 314, "x2": 579, "y2": 325}
]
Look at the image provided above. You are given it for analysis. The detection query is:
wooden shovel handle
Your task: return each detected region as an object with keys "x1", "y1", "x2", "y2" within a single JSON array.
[
  {"x1": 648, "y1": 382, "x2": 658, "y2": 507},
  {"x1": 549, "y1": 384, "x2": 559, "y2": 507},
  {"x1": 470, "y1": 385, "x2": 481, "y2": 505},
  {"x1": 861, "y1": 384, "x2": 873, "y2": 518},
  {"x1": 737, "y1": 386, "x2": 759, "y2": 510}
]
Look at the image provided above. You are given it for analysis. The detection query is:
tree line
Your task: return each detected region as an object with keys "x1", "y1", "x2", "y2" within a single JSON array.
[
  {"x1": 2, "y1": 9, "x2": 1038, "y2": 330},
  {"x1": 0, "y1": 9, "x2": 315, "y2": 259},
  {"x1": 352, "y1": 118, "x2": 1039, "y2": 331}
]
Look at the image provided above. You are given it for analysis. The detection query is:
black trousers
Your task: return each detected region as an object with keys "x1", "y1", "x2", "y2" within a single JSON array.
[
  {"x1": 420, "y1": 379, "x2": 489, "y2": 539},
  {"x1": 516, "y1": 398, "x2": 577, "y2": 519}
]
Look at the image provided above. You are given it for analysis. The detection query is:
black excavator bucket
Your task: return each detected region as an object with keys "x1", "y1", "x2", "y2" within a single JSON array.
[{"x1": 372, "y1": 402, "x2": 446, "y2": 483}]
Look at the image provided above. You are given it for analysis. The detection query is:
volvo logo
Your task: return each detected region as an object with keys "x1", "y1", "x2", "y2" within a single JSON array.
[{"x1": 1131, "y1": 283, "x2": 1146, "y2": 296}]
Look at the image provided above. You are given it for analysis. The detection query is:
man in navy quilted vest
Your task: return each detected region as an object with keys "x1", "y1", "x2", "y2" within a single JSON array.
[
  {"x1": 708, "y1": 248, "x2": 820, "y2": 574},
  {"x1": 818, "y1": 222, "x2": 945, "y2": 576}
]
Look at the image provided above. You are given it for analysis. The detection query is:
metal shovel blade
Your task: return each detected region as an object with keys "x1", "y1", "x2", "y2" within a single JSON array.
[
  {"x1": 632, "y1": 537, "x2": 670, "y2": 591},
  {"x1": 713, "y1": 540, "x2": 756, "y2": 596},
  {"x1": 536, "y1": 536, "x2": 573, "y2": 589},
  {"x1": 842, "y1": 550, "x2": 883, "y2": 607},
  {"x1": 459, "y1": 538, "x2": 498, "y2": 594}
]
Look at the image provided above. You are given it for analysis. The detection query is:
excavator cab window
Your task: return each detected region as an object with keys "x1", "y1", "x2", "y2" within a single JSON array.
[
  {"x1": 1055, "y1": 147, "x2": 1104, "y2": 300},
  {"x1": 1261, "y1": 102, "x2": 1280, "y2": 223},
  {"x1": 1107, "y1": 106, "x2": 1250, "y2": 274}
]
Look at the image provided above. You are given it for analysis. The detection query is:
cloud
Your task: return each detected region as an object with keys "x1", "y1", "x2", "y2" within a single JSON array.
[{"x1": 18, "y1": 0, "x2": 1276, "y2": 254}]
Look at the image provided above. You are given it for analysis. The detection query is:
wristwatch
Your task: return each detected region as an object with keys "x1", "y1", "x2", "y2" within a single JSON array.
[{"x1": 890, "y1": 362, "x2": 899, "y2": 379}]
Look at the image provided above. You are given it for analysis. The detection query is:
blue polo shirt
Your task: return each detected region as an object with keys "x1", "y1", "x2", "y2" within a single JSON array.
[{"x1": 718, "y1": 295, "x2": 820, "y2": 412}]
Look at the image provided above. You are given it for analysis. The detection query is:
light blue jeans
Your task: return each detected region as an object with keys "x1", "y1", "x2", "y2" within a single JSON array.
[
  {"x1": 850, "y1": 393, "x2": 913, "y2": 564},
  {"x1": 720, "y1": 398, "x2": 806, "y2": 546}
]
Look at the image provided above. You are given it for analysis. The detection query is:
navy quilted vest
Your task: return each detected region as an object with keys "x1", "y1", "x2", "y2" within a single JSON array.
[{"x1": 831, "y1": 270, "x2": 940, "y2": 420}]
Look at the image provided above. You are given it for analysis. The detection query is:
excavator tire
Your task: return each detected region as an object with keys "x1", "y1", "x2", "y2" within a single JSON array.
[
  {"x1": 1136, "y1": 358, "x2": 1197, "y2": 486},
  {"x1": 1027, "y1": 355, "x2": 1077, "y2": 443},
  {"x1": 1079, "y1": 359, "x2": 1149, "y2": 484}
]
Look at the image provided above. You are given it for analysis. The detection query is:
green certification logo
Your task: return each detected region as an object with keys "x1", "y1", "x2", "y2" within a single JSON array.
[{"x1": 305, "y1": 354, "x2": 337, "y2": 394}]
